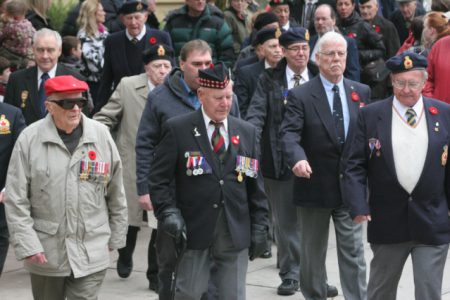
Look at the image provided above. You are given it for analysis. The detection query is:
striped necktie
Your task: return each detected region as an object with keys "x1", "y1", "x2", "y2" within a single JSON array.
[
  {"x1": 406, "y1": 108, "x2": 417, "y2": 127},
  {"x1": 293, "y1": 74, "x2": 301, "y2": 87},
  {"x1": 211, "y1": 121, "x2": 226, "y2": 160}
]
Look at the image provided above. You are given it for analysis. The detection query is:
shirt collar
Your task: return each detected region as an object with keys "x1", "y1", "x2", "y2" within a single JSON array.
[
  {"x1": 148, "y1": 80, "x2": 155, "y2": 92},
  {"x1": 319, "y1": 73, "x2": 344, "y2": 91},
  {"x1": 282, "y1": 21, "x2": 290, "y2": 31},
  {"x1": 201, "y1": 106, "x2": 228, "y2": 134},
  {"x1": 393, "y1": 96, "x2": 424, "y2": 118},
  {"x1": 125, "y1": 25, "x2": 146, "y2": 41},
  {"x1": 286, "y1": 65, "x2": 309, "y2": 83},
  {"x1": 38, "y1": 64, "x2": 57, "y2": 80}
]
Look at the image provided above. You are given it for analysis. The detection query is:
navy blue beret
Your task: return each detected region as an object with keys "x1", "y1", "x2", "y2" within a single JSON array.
[
  {"x1": 143, "y1": 44, "x2": 174, "y2": 64},
  {"x1": 279, "y1": 27, "x2": 310, "y2": 47},
  {"x1": 386, "y1": 52, "x2": 428, "y2": 73},
  {"x1": 119, "y1": 0, "x2": 147, "y2": 15}
]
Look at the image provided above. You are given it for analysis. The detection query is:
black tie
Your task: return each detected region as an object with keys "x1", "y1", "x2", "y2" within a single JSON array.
[
  {"x1": 39, "y1": 72, "x2": 49, "y2": 116},
  {"x1": 304, "y1": 1, "x2": 313, "y2": 28},
  {"x1": 332, "y1": 85, "x2": 345, "y2": 148}
]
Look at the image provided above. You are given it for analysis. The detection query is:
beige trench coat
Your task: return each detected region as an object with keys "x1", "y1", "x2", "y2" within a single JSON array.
[
  {"x1": 5, "y1": 114, "x2": 127, "y2": 278},
  {"x1": 94, "y1": 73, "x2": 157, "y2": 228}
]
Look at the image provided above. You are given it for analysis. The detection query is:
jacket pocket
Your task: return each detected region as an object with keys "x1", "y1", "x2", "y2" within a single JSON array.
[
  {"x1": 32, "y1": 218, "x2": 62, "y2": 268},
  {"x1": 84, "y1": 219, "x2": 110, "y2": 264}
]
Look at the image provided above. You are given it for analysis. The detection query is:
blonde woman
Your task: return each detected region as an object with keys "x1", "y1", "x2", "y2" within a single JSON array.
[
  {"x1": 77, "y1": 0, "x2": 107, "y2": 103},
  {"x1": 26, "y1": 0, "x2": 52, "y2": 30}
]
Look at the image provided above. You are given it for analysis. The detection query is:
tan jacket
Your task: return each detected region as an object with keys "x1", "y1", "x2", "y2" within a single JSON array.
[
  {"x1": 94, "y1": 73, "x2": 153, "y2": 227},
  {"x1": 5, "y1": 114, "x2": 127, "y2": 278}
]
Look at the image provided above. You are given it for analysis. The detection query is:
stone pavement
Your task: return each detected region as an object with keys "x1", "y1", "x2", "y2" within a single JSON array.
[{"x1": 2, "y1": 225, "x2": 450, "y2": 300}]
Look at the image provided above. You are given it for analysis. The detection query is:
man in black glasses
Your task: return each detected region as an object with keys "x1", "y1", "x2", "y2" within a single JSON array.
[{"x1": 4, "y1": 75, "x2": 128, "y2": 300}]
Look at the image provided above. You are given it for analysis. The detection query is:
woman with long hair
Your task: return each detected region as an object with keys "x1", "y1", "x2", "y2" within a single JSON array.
[
  {"x1": 77, "y1": 0, "x2": 107, "y2": 104},
  {"x1": 26, "y1": 0, "x2": 52, "y2": 30}
]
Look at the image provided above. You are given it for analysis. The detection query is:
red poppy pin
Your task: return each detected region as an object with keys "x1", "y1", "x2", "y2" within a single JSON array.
[
  {"x1": 359, "y1": 102, "x2": 365, "y2": 108},
  {"x1": 374, "y1": 25, "x2": 381, "y2": 33},
  {"x1": 209, "y1": 63, "x2": 215, "y2": 69},
  {"x1": 347, "y1": 32, "x2": 356, "y2": 38},
  {"x1": 88, "y1": 150, "x2": 96, "y2": 160},
  {"x1": 351, "y1": 91, "x2": 360, "y2": 102},
  {"x1": 231, "y1": 135, "x2": 240, "y2": 145},
  {"x1": 429, "y1": 106, "x2": 439, "y2": 115},
  {"x1": 149, "y1": 37, "x2": 157, "y2": 44}
]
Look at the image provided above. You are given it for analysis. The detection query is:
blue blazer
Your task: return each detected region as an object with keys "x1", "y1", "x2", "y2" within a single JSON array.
[{"x1": 343, "y1": 97, "x2": 450, "y2": 245}]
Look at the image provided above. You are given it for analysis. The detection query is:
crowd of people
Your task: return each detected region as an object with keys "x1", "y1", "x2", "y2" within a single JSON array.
[{"x1": 1, "y1": 0, "x2": 450, "y2": 299}]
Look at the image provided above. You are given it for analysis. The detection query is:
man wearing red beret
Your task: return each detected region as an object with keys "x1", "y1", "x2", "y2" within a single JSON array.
[{"x1": 4, "y1": 75, "x2": 128, "y2": 299}]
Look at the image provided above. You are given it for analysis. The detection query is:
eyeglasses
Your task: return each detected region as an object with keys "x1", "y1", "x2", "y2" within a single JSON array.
[
  {"x1": 286, "y1": 46, "x2": 309, "y2": 53},
  {"x1": 48, "y1": 98, "x2": 87, "y2": 109},
  {"x1": 319, "y1": 51, "x2": 347, "y2": 58},
  {"x1": 392, "y1": 80, "x2": 424, "y2": 90}
]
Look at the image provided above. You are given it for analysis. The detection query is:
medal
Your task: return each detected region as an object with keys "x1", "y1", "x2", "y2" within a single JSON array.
[
  {"x1": 198, "y1": 168, "x2": 203, "y2": 175},
  {"x1": 237, "y1": 172, "x2": 243, "y2": 182},
  {"x1": 186, "y1": 169, "x2": 192, "y2": 176},
  {"x1": 193, "y1": 169, "x2": 199, "y2": 176}
]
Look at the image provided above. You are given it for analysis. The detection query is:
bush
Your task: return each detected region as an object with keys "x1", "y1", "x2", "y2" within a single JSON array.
[{"x1": 47, "y1": 0, "x2": 77, "y2": 33}]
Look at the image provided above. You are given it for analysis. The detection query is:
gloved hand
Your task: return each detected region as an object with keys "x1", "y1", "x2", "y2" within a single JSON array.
[
  {"x1": 159, "y1": 208, "x2": 186, "y2": 243},
  {"x1": 249, "y1": 224, "x2": 268, "y2": 261}
]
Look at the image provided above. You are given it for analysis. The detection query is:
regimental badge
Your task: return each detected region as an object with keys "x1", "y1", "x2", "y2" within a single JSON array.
[
  {"x1": 275, "y1": 28, "x2": 282, "y2": 39},
  {"x1": 442, "y1": 145, "x2": 448, "y2": 166},
  {"x1": 21, "y1": 90, "x2": 28, "y2": 108},
  {"x1": 136, "y1": 2, "x2": 143, "y2": 10},
  {"x1": 157, "y1": 45, "x2": 165, "y2": 56},
  {"x1": 404, "y1": 55, "x2": 413, "y2": 70},
  {"x1": 0, "y1": 114, "x2": 11, "y2": 134},
  {"x1": 305, "y1": 30, "x2": 310, "y2": 41}
]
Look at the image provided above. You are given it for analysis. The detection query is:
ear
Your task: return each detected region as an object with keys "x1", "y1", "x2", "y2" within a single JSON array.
[{"x1": 45, "y1": 101, "x2": 53, "y2": 114}]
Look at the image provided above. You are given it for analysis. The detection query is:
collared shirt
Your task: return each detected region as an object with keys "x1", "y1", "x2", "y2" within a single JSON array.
[
  {"x1": 392, "y1": 95, "x2": 424, "y2": 122},
  {"x1": 264, "y1": 59, "x2": 272, "y2": 69},
  {"x1": 320, "y1": 74, "x2": 350, "y2": 136},
  {"x1": 282, "y1": 21, "x2": 290, "y2": 31},
  {"x1": 202, "y1": 106, "x2": 229, "y2": 150},
  {"x1": 286, "y1": 65, "x2": 309, "y2": 90},
  {"x1": 147, "y1": 80, "x2": 155, "y2": 92},
  {"x1": 180, "y1": 77, "x2": 200, "y2": 109},
  {"x1": 37, "y1": 65, "x2": 57, "y2": 90},
  {"x1": 125, "y1": 25, "x2": 146, "y2": 42}
]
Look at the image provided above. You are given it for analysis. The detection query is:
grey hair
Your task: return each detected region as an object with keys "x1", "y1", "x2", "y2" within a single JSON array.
[
  {"x1": 33, "y1": 28, "x2": 62, "y2": 48},
  {"x1": 317, "y1": 31, "x2": 347, "y2": 53}
]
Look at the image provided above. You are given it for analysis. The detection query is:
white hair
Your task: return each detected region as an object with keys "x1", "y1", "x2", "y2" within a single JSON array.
[
  {"x1": 33, "y1": 28, "x2": 62, "y2": 48},
  {"x1": 317, "y1": 31, "x2": 347, "y2": 53}
]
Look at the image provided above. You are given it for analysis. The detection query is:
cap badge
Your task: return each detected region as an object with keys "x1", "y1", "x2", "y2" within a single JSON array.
[
  {"x1": 404, "y1": 55, "x2": 413, "y2": 70},
  {"x1": 305, "y1": 30, "x2": 310, "y2": 41},
  {"x1": 157, "y1": 45, "x2": 165, "y2": 56},
  {"x1": 275, "y1": 28, "x2": 282, "y2": 39},
  {"x1": 136, "y1": 2, "x2": 143, "y2": 10}
]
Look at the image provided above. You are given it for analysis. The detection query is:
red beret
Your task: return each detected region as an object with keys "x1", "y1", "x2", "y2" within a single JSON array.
[{"x1": 44, "y1": 75, "x2": 89, "y2": 96}]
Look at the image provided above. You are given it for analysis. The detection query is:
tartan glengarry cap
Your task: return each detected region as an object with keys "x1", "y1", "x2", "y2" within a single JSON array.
[
  {"x1": 198, "y1": 62, "x2": 230, "y2": 89},
  {"x1": 385, "y1": 52, "x2": 428, "y2": 73},
  {"x1": 143, "y1": 43, "x2": 174, "y2": 64},
  {"x1": 44, "y1": 75, "x2": 88, "y2": 96},
  {"x1": 279, "y1": 27, "x2": 310, "y2": 47},
  {"x1": 119, "y1": 0, "x2": 147, "y2": 15}
]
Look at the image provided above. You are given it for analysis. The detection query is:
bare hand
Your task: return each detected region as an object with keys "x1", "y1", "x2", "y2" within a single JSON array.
[
  {"x1": 26, "y1": 252, "x2": 48, "y2": 264},
  {"x1": 353, "y1": 215, "x2": 371, "y2": 224},
  {"x1": 0, "y1": 191, "x2": 4, "y2": 203},
  {"x1": 292, "y1": 160, "x2": 313, "y2": 178},
  {"x1": 139, "y1": 194, "x2": 153, "y2": 211}
]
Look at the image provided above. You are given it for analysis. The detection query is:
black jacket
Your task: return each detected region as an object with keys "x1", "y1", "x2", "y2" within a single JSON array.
[
  {"x1": 368, "y1": 15, "x2": 401, "y2": 59},
  {"x1": 390, "y1": 6, "x2": 426, "y2": 44}
]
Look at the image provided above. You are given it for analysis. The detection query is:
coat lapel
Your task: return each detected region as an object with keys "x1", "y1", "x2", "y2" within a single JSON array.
[
  {"x1": 26, "y1": 67, "x2": 40, "y2": 119},
  {"x1": 222, "y1": 117, "x2": 239, "y2": 175},
  {"x1": 343, "y1": 79, "x2": 359, "y2": 144},
  {"x1": 376, "y1": 97, "x2": 397, "y2": 177},
  {"x1": 134, "y1": 73, "x2": 149, "y2": 104}
]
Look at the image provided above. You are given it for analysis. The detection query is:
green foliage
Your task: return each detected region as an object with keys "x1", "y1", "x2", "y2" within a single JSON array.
[{"x1": 47, "y1": 0, "x2": 78, "y2": 33}]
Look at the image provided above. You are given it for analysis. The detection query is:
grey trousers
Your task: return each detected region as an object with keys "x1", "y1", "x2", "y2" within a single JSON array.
[
  {"x1": 264, "y1": 177, "x2": 300, "y2": 281},
  {"x1": 30, "y1": 269, "x2": 107, "y2": 300},
  {"x1": 174, "y1": 210, "x2": 248, "y2": 300},
  {"x1": 298, "y1": 206, "x2": 367, "y2": 300},
  {"x1": 368, "y1": 242, "x2": 449, "y2": 300}
]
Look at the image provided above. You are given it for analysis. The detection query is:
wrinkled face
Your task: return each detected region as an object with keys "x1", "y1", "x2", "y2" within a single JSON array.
[
  {"x1": 46, "y1": 92, "x2": 83, "y2": 132},
  {"x1": 399, "y1": 1, "x2": 416, "y2": 21},
  {"x1": 33, "y1": 35, "x2": 62, "y2": 72},
  {"x1": 198, "y1": 83, "x2": 233, "y2": 122},
  {"x1": 180, "y1": 50, "x2": 212, "y2": 90},
  {"x1": 314, "y1": 6, "x2": 336, "y2": 35},
  {"x1": 316, "y1": 39, "x2": 347, "y2": 81},
  {"x1": 283, "y1": 42, "x2": 310, "y2": 71},
  {"x1": 186, "y1": 0, "x2": 206, "y2": 14},
  {"x1": 96, "y1": 3, "x2": 106, "y2": 24},
  {"x1": 391, "y1": 70, "x2": 425, "y2": 107},
  {"x1": 337, "y1": 0, "x2": 355, "y2": 19},
  {"x1": 262, "y1": 38, "x2": 283, "y2": 66},
  {"x1": 231, "y1": 0, "x2": 248, "y2": 14},
  {"x1": 272, "y1": 4, "x2": 290, "y2": 26},
  {"x1": 359, "y1": 0, "x2": 378, "y2": 21},
  {"x1": 121, "y1": 12, "x2": 148, "y2": 37},
  {"x1": 145, "y1": 59, "x2": 172, "y2": 86}
]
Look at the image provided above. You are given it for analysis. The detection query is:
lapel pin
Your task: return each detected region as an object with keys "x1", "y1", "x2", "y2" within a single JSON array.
[{"x1": 193, "y1": 127, "x2": 201, "y2": 137}]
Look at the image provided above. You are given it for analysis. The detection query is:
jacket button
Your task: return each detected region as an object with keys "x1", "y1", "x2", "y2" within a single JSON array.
[
  {"x1": 219, "y1": 180, "x2": 224, "y2": 185},
  {"x1": 339, "y1": 174, "x2": 343, "y2": 179},
  {"x1": 408, "y1": 196, "x2": 413, "y2": 202},
  {"x1": 213, "y1": 204, "x2": 218, "y2": 208}
]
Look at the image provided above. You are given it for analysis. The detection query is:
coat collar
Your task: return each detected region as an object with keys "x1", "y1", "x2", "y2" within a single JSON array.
[{"x1": 40, "y1": 113, "x2": 98, "y2": 145}]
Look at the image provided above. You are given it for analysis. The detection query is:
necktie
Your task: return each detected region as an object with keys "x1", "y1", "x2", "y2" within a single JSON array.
[
  {"x1": 131, "y1": 37, "x2": 138, "y2": 44},
  {"x1": 211, "y1": 121, "x2": 226, "y2": 161},
  {"x1": 38, "y1": 72, "x2": 49, "y2": 116},
  {"x1": 406, "y1": 108, "x2": 417, "y2": 127},
  {"x1": 332, "y1": 85, "x2": 345, "y2": 148},
  {"x1": 304, "y1": 1, "x2": 313, "y2": 28},
  {"x1": 293, "y1": 74, "x2": 301, "y2": 87}
]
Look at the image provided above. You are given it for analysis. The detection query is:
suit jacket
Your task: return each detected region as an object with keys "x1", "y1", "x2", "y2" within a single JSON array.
[
  {"x1": 149, "y1": 109, "x2": 269, "y2": 250},
  {"x1": 309, "y1": 34, "x2": 361, "y2": 82},
  {"x1": 343, "y1": 97, "x2": 450, "y2": 245},
  {"x1": 281, "y1": 75, "x2": 371, "y2": 208},
  {"x1": 234, "y1": 59, "x2": 265, "y2": 118},
  {"x1": 370, "y1": 15, "x2": 400, "y2": 59},
  {"x1": 4, "y1": 64, "x2": 85, "y2": 125},
  {"x1": 95, "y1": 27, "x2": 172, "y2": 112}
]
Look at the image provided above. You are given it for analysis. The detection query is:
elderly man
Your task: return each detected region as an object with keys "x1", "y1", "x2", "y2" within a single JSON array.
[
  {"x1": 281, "y1": 31, "x2": 370, "y2": 300},
  {"x1": 4, "y1": 75, "x2": 127, "y2": 300},
  {"x1": 149, "y1": 62, "x2": 269, "y2": 300},
  {"x1": 94, "y1": 43, "x2": 174, "y2": 289},
  {"x1": 343, "y1": 52, "x2": 450, "y2": 300},
  {"x1": 4, "y1": 28, "x2": 84, "y2": 125},
  {"x1": 390, "y1": 0, "x2": 425, "y2": 44},
  {"x1": 95, "y1": 0, "x2": 172, "y2": 112},
  {"x1": 270, "y1": 0, "x2": 300, "y2": 31}
]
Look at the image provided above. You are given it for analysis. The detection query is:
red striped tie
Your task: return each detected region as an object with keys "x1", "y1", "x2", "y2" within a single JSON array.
[{"x1": 211, "y1": 121, "x2": 226, "y2": 160}]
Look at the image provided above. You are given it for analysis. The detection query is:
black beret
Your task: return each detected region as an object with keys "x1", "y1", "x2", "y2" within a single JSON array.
[
  {"x1": 359, "y1": 0, "x2": 372, "y2": 5},
  {"x1": 119, "y1": 0, "x2": 147, "y2": 15},
  {"x1": 198, "y1": 62, "x2": 230, "y2": 89},
  {"x1": 386, "y1": 52, "x2": 428, "y2": 73},
  {"x1": 254, "y1": 27, "x2": 282, "y2": 46},
  {"x1": 269, "y1": 0, "x2": 292, "y2": 7},
  {"x1": 254, "y1": 12, "x2": 279, "y2": 30},
  {"x1": 279, "y1": 27, "x2": 310, "y2": 47},
  {"x1": 143, "y1": 44, "x2": 174, "y2": 64}
]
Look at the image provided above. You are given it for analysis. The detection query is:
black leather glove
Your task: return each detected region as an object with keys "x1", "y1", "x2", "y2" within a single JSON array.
[
  {"x1": 159, "y1": 208, "x2": 186, "y2": 243},
  {"x1": 249, "y1": 224, "x2": 268, "y2": 261}
]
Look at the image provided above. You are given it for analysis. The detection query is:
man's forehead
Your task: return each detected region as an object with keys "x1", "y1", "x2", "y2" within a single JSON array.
[
  {"x1": 321, "y1": 41, "x2": 346, "y2": 50},
  {"x1": 50, "y1": 92, "x2": 83, "y2": 100},
  {"x1": 187, "y1": 51, "x2": 211, "y2": 62},
  {"x1": 34, "y1": 37, "x2": 58, "y2": 48}
]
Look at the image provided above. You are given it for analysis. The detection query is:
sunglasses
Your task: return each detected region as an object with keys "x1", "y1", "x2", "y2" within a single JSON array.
[{"x1": 48, "y1": 98, "x2": 87, "y2": 109}]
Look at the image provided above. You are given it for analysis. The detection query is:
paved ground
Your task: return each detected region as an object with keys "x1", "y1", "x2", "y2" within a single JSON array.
[{"x1": 2, "y1": 225, "x2": 450, "y2": 300}]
